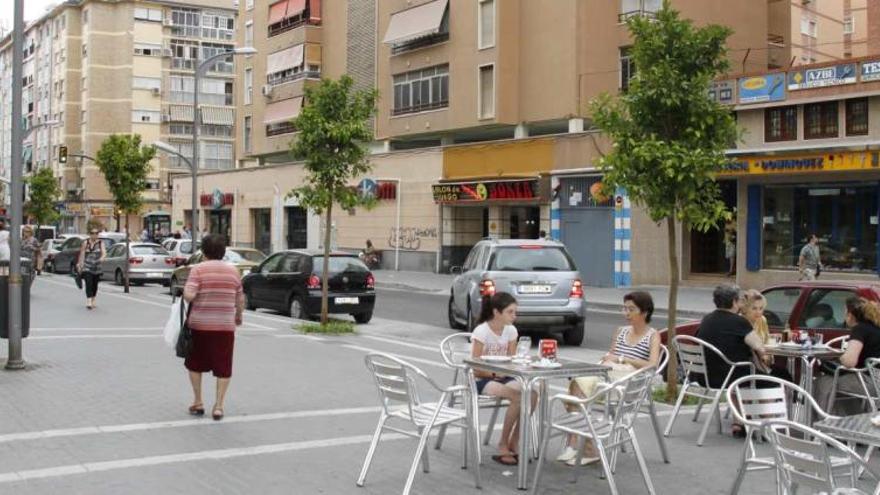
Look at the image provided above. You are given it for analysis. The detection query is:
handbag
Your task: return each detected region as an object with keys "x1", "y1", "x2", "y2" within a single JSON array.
[
  {"x1": 163, "y1": 297, "x2": 183, "y2": 348},
  {"x1": 175, "y1": 299, "x2": 194, "y2": 359},
  {"x1": 72, "y1": 266, "x2": 83, "y2": 290}
]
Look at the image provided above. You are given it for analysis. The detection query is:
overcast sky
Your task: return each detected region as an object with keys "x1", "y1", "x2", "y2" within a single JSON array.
[{"x1": 0, "y1": 0, "x2": 60, "y2": 33}]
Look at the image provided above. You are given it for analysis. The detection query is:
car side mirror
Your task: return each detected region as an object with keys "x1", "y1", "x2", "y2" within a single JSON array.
[{"x1": 450, "y1": 266, "x2": 462, "y2": 275}]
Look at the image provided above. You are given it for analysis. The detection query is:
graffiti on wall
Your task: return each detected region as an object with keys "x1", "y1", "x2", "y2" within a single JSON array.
[{"x1": 388, "y1": 227, "x2": 438, "y2": 251}]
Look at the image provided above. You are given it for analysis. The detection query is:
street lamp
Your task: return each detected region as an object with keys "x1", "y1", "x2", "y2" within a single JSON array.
[
  {"x1": 152, "y1": 140, "x2": 194, "y2": 239},
  {"x1": 188, "y1": 46, "x2": 256, "y2": 243}
]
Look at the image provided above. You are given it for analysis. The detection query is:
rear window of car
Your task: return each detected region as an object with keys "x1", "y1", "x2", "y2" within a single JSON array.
[
  {"x1": 231, "y1": 249, "x2": 266, "y2": 263},
  {"x1": 312, "y1": 256, "x2": 369, "y2": 274},
  {"x1": 132, "y1": 246, "x2": 168, "y2": 255},
  {"x1": 489, "y1": 246, "x2": 575, "y2": 272},
  {"x1": 181, "y1": 241, "x2": 200, "y2": 254}
]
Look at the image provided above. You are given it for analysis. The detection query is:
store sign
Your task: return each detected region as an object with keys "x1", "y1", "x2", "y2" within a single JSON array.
[
  {"x1": 718, "y1": 151, "x2": 880, "y2": 177},
  {"x1": 861, "y1": 60, "x2": 880, "y2": 82},
  {"x1": 787, "y1": 63, "x2": 856, "y2": 91},
  {"x1": 737, "y1": 74, "x2": 785, "y2": 104},
  {"x1": 89, "y1": 206, "x2": 115, "y2": 217},
  {"x1": 708, "y1": 80, "x2": 736, "y2": 105},
  {"x1": 432, "y1": 179, "x2": 539, "y2": 204},
  {"x1": 199, "y1": 189, "x2": 234, "y2": 208}
]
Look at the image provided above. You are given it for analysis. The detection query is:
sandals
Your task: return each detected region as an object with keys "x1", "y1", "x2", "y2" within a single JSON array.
[
  {"x1": 188, "y1": 403, "x2": 205, "y2": 416},
  {"x1": 732, "y1": 423, "x2": 746, "y2": 439},
  {"x1": 212, "y1": 406, "x2": 224, "y2": 421},
  {"x1": 492, "y1": 453, "x2": 518, "y2": 466}
]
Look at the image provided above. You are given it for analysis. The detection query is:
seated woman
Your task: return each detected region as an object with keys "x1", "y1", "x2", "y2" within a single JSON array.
[
  {"x1": 470, "y1": 291, "x2": 536, "y2": 467},
  {"x1": 556, "y1": 291, "x2": 661, "y2": 466},
  {"x1": 741, "y1": 290, "x2": 792, "y2": 381},
  {"x1": 815, "y1": 296, "x2": 880, "y2": 415}
]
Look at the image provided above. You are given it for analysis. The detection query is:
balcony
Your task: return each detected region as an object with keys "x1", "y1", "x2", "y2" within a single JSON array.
[
  {"x1": 391, "y1": 99, "x2": 449, "y2": 117},
  {"x1": 268, "y1": 17, "x2": 319, "y2": 38},
  {"x1": 768, "y1": 33, "x2": 785, "y2": 47},
  {"x1": 268, "y1": 70, "x2": 321, "y2": 88},
  {"x1": 390, "y1": 32, "x2": 449, "y2": 55}
]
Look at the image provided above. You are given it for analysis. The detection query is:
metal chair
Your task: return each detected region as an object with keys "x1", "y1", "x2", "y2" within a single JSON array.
[
  {"x1": 761, "y1": 419, "x2": 880, "y2": 495},
  {"x1": 531, "y1": 367, "x2": 657, "y2": 495},
  {"x1": 357, "y1": 353, "x2": 482, "y2": 495},
  {"x1": 664, "y1": 335, "x2": 755, "y2": 446},
  {"x1": 726, "y1": 374, "x2": 855, "y2": 494},
  {"x1": 825, "y1": 336, "x2": 878, "y2": 415}
]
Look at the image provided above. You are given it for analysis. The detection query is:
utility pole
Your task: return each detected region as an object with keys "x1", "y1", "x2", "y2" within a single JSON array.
[{"x1": 7, "y1": 0, "x2": 26, "y2": 369}]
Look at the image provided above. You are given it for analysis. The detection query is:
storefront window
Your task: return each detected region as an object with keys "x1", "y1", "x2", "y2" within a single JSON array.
[
  {"x1": 764, "y1": 106, "x2": 797, "y2": 142},
  {"x1": 762, "y1": 183, "x2": 878, "y2": 273},
  {"x1": 803, "y1": 102, "x2": 838, "y2": 139},
  {"x1": 846, "y1": 98, "x2": 869, "y2": 136}
]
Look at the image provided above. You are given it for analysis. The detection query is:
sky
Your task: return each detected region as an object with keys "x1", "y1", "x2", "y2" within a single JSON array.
[{"x1": 0, "y1": 0, "x2": 60, "y2": 34}]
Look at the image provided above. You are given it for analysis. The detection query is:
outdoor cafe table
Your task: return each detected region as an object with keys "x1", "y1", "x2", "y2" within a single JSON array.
[
  {"x1": 814, "y1": 411, "x2": 880, "y2": 479},
  {"x1": 764, "y1": 343, "x2": 842, "y2": 424},
  {"x1": 464, "y1": 357, "x2": 610, "y2": 490}
]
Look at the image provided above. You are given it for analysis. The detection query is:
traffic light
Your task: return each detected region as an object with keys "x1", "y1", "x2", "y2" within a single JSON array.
[{"x1": 59, "y1": 145, "x2": 68, "y2": 164}]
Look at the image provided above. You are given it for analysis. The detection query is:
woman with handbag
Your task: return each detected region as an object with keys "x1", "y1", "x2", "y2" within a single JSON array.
[
  {"x1": 182, "y1": 234, "x2": 244, "y2": 420},
  {"x1": 77, "y1": 229, "x2": 105, "y2": 309}
]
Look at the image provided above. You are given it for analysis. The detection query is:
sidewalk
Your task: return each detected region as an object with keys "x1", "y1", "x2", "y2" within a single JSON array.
[{"x1": 374, "y1": 270, "x2": 716, "y2": 319}]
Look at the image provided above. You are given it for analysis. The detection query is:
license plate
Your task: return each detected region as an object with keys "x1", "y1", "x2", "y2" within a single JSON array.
[
  {"x1": 335, "y1": 297, "x2": 359, "y2": 305},
  {"x1": 519, "y1": 284, "x2": 552, "y2": 294},
  {"x1": 148, "y1": 272, "x2": 164, "y2": 278}
]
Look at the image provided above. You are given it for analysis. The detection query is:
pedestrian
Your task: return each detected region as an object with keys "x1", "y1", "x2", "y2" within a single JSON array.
[
  {"x1": 538, "y1": 230, "x2": 552, "y2": 241},
  {"x1": 0, "y1": 217, "x2": 9, "y2": 262},
  {"x1": 798, "y1": 234, "x2": 822, "y2": 280},
  {"x1": 182, "y1": 225, "x2": 192, "y2": 239},
  {"x1": 21, "y1": 226, "x2": 41, "y2": 276},
  {"x1": 77, "y1": 228, "x2": 106, "y2": 310},
  {"x1": 182, "y1": 234, "x2": 244, "y2": 421},
  {"x1": 724, "y1": 216, "x2": 736, "y2": 276},
  {"x1": 141, "y1": 227, "x2": 150, "y2": 242},
  {"x1": 470, "y1": 292, "x2": 536, "y2": 466}
]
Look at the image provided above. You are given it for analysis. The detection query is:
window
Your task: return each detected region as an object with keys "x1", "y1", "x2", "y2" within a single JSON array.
[
  {"x1": 478, "y1": 64, "x2": 495, "y2": 119},
  {"x1": 134, "y1": 43, "x2": 162, "y2": 56},
  {"x1": 81, "y1": 43, "x2": 87, "y2": 58},
  {"x1": 761, "y1": 288, "x2": 802, "y2": 328},
  {"x1": 619, "y1": 0, "x2": 661, "y2": 21},
  {"x1": 201, "y1": 141, "x2": 233, "y2": 169},
  {"x1": 846, "y1": 98, "x2": 868, "y2": 136},
  {"x1": 201, "y1": 12, "x2": 235, "y2": 41},
  {"x1": 132, "y1": 110, "x2": 160, "y2": 123},
  {"x1": 201, "y1": 43, "x2": 234, "y2": 73},
  {"x1": 82, "y1": 9, "x2": 89, "y2": 25},
  {"x1": 392, "y1": 65, "x2": 449, "y2": 116},
  {"x1": 247, "y1": 0, "x2": 254, "y2": 10},
  {"x1": 478, "y1": 0, "x2": 495, "y2": 49},
  {"x1": 134, "y1": 8, "x2": 163, "y2": 22},
  {"x1": 245, "y1": 22, "x2": 254, "y2": 49},
  {"x1": 132, "y1": 76, "x2": 161, "y2": 90},
  {"x1": 171, "y1": 8, "x2": 201, "y2": 38},
  {"x1": 804, "y1": 102, "x2": 838, "y2": 139},
  {"x1": 798, "y1": 289, "x2": 853, "y2": 330},
  {"x1": 244, "y1": 68, "x2": 253, "y2": 105},
  {"x1": 244, "y1": 116, "x2": 252, "y2": 152},
  {"x1": 266, "y1": 121, "x2": 297, "y2": 136},
  {"x1": 801, "y1": 17, "x2": 818, "y2": 37},
  {"x1": 844, "y1": 16, "x2": 854, "y2": 35},
  {"x1": 764, "y1": 106, "x2": 797, "y2": 142},
  {"x1": 170, "y1": 39, "x2": 199, "y2": 70},
  {"x1": 489, "y1": 247, "x2": 575, "y2": 272},
  {"x1": 620, "y1": 47, "x2": 635, "y2": 92}
]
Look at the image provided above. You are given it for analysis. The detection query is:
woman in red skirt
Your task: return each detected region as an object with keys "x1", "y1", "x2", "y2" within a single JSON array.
[{"x1": 183, "y1": 234, "x2": 244, "y2": 420}]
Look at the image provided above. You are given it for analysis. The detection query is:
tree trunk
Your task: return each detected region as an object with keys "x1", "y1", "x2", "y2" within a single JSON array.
[
  {"x1": 124, "y1": 214, "x2": 130, "y2": 294},
  {"x1": 320, "y1": 203, "x2": 332, "y2": 325},
  {"x1": 665, "y1": 215, "x2": 680, "y2": 400}
]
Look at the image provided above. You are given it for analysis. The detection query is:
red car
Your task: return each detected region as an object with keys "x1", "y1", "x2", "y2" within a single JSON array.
[{"x1": 667, "y1": 281, "x2": 880, "y2": 342}]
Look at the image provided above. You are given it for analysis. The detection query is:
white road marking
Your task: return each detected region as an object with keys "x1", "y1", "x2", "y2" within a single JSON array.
[
  {"x1": 273, "y1": 334, "x2": 327, "y2": 342},
  {"x1": 360, "y1": 334, "x2": 441, "y2": 353},
  {"x1": 31, "y1": 327, "x2": 164, "y2": 332},
  {"x1": 29, "y1": 335, "x2": 158, "y2": 340}
]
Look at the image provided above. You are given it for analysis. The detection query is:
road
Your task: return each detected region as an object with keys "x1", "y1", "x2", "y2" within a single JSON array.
[{"x1": 0, "y1": 274, "x2": 829, "y2": 494}]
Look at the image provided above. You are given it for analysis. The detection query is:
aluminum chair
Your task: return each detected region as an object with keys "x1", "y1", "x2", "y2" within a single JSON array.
[
  {"x1": 726, "y1": 374, "x2": 856, "y2": 495},
  {"x1": 825, "y1": 336, "x2": 878, "y2": 415},
  {"x1": 531, "y1": 367, "x2": 657, "y2": 495},
  {"x1": 664, "y1": 335, "x2": 755, "y2": 446},
  {"x1": 357, "y1": 353, "x2": 482, "y2": 495},
  {"x1": 761, "y1": 419, "x2": 880, "y2": 495}
]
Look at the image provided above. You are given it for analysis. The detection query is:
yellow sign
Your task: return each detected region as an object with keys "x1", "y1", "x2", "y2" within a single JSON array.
[
  {"x1": 718, "y1": 151, "x2": 880, "y2": 176},
  {"x1": 89, "y1": 206, "x2": 115, "y2": 217}
]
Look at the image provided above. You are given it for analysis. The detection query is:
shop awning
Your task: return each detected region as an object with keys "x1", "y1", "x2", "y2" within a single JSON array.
[
  {"x1": 264, "y1": 97, "x2": 303, "y2": 125},
  {"x1": 168, "y1": 104, "x2": 194, "y2": 122},
  {"x1": 383, "y1": 0, "x2": 448, "y2": 45},
  {"x1": 266, "y1": 44, "x2": 304, "y2": 75},
  {"x1": 268, "y1": 0, "x2": 306, "y2": 25},
  {"x1": 143, "y1": 210, "x2": 170, "y2": 217},
  {"x1": 200, "y1": 106, "x2": 234, "y2": 126}
]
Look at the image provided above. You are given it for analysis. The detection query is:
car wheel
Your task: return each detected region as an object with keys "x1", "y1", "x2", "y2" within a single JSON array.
[
  {"x1": 289, "y1": 296, "x2": 308, "y2": 320},
  {"x1": 354, "y1": 311, "x2": 373, "y2": 324},
  {"x1": 245, "y1": 291, "x2": 256, "y2": 311},
  {"x1": 70, "y1": 263, "x2": 77, "y2": 275},
  {"x1": 448, "y1": 295, "x2": 465, "y2": 330},
  {"x1": 45, "y1": 260, "x2": 54, "y2": 273},
  {"x1": 115, "y1": 269, "x2": 124, "y2": 286},
  {"x1": 563, "y1": 323, "x2": 585, "y2": 347}
]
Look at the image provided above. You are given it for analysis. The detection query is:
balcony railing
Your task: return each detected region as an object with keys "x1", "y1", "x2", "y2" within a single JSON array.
[
  {"x1": 267, "y1": 70, "x2": 321, "y2": 87},
  {"x1": 268, "y1": 16, "x2": 319, "y2": 38},
  {"x1": 390, "y1": 32, "x2": 450, "y2": 55},
  {"x1": 767, "y1": 33, "x2": 785, "y2": 46},
  {"x1": 266, "y1": 122, "x2": 297, "y2": 137},
  {"x1": 618, "y1": 10, "x2": 657, "y2": 22},
  {"x1": 391, "y1": 100, "x2": 449, "y2": 117}
]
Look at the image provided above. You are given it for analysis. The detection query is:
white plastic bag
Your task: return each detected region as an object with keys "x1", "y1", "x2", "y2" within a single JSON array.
[{"x1": 163, "y1": 297, "x2": 183, "y2": 348}]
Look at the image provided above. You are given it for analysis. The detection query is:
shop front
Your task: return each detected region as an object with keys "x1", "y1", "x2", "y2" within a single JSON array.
[{"x1": 200, "y1": 188, "x2": 234, "y2": 243}]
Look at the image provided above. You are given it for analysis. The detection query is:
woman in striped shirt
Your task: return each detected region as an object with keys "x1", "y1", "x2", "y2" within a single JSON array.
[
  {"x1": 556, "y1": 291, "x2": 661, "y2": 466},
  {"x1": 183, "y1": 234, "x2": 244, "y2": 421}
]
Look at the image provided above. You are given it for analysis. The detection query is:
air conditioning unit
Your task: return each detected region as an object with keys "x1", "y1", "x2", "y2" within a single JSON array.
[
  {"x1": 162, "y1": 48, "x2": 173, "y2": 58},
  {"x1": 161, "y1": 114, "x2": 171, "y2": 122},
  {"x1": 163, "y1": 18, "x2": 174, "y2": 27},
  {"x1": 151, "y1": 87, "x2": 161, "y2": 96},
  {"x1": 261, "y1": 85, "x2": 273, "y2": 97}
]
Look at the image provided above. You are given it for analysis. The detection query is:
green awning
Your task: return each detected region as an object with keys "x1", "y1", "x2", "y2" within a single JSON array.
[{"x1": 143, "y1": 210, "x2": 170, "y2": 217}]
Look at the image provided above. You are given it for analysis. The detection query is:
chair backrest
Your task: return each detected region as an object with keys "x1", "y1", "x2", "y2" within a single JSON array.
[
  {"x1": 606, "y1": 366, "x2": 656, "y2": 432},
  {"x1": 867, "y1": 358, "x2": 880, "y2": 396},
  {"x1": 673, "y1": 335, "x2": 712, "y2": 385},
  {"x1": 826, "y1": 335, "x2": 849, "y2": 351},
  {"x1": 365, "y1": 353, "x2": 426, "y2": 418},
  {"x1": 439, "y1": 333, "x2": 474, "y2": 370},
  {"x1": 656, "y1": 344, "x2": 669, "y2": 377},
  {"x1": 726, "y1": 374, "x2": 829, "y2": 428}
]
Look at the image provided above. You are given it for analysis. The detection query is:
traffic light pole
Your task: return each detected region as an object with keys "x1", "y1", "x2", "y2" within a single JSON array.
[{"x1": 7, "y1": 0, "x2": 25, "y2": 369}]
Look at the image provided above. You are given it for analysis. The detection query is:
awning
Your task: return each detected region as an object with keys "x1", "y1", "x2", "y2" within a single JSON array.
[
  {"x1": 143, "y1": 210, "x2": 170, "y2": 217},
  {"x1": 268, "y1": 0, "x2": 306, "y2": 25},
  {"x1": 168, "y1": 105, "x2": 194, "y2": 122},
  {"x1": 264, "y1": 97, "x2": 303, "y2": 125},
  {"x1": 200, "y1": 106, "x2": 235, "y2": 126},
  {"x1": 267, "y1": 44, "x2": 304, "y2": 75},
  {"x1": 383, "y1": 0, "x2": 448, "y2": 45}
]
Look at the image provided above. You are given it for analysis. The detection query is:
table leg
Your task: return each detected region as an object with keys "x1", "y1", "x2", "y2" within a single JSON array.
[
  {"x1": 802, "y1": 357, "x2": 816, "y2": 425},
  {"x1": 788, "y1": 357, "x2": 801, "y2": 422},
  {"x1": 516, "y1": 377, "x2": 531, "y2": 490}
]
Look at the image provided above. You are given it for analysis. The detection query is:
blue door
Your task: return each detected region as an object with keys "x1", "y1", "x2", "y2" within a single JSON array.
[{"x1": 561, "y1": 209, "x2": 614, "y2": 287}]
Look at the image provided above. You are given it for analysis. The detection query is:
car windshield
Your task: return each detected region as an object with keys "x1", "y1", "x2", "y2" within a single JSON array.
[
  {"x1": 230, "y1": 249, "x2": 266, "y2": 263},
  {"x1": 100, "y1": 239, "x2": 115, "y2": 249},
  {"x1": 181, "y1": 241, "x2": 200, "y2": 254},
  {"x1": 489, "y1": 246, "x2": 575, "y2": 271},
  {"x1": 313, "y1": 256, "x2": 369, "y2": 274},
  {"x1": 222, "y1": 250, "x2": 244, "y2": 263},
  {"x1": 133, "y1": 246, "x2": 169, "y2": 255}
]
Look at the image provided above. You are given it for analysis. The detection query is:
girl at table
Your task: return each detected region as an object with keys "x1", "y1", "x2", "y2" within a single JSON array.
[
  {"x1": 471, "y1": 291, "x2": 536, "y2": 466},
  {"x1": 557, "y1": 291, "x2": 661, "y2": 466},
  {"x1": 815, "y1": 296, "x2": 880, "y2": 415}
]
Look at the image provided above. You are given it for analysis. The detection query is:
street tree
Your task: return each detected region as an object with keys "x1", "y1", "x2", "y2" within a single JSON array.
[
  {"x1": 25, "y1": 166, "x2": 61, "y2": 237},
  {"x1": 95, "y1": 134, "x2": 156, "y2": 293},
  {"x1": 288, "y1": 75, "x2": 378, "y2": 325},
  {"x1": 590, "y1": 2, "x2": 739, "y2": 398}
]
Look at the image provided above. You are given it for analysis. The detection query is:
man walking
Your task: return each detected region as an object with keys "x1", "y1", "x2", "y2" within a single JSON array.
[{"x1": 798, "y1": 234, "x2": 822, "y2": 281}]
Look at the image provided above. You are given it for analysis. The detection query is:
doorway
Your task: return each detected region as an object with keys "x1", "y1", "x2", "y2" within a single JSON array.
[
  {"x1": 208, "y1": 210, "x2": 231, "y2": 243},
  {"x1": 252, "y1": 209, "x2": 271, "y2": 254},
  {"x1": 286, "y1": 206, "x2": 308, "y2": 249},
  {"x1": 690, "y1": 180, "x2": 738, "y2": 274},
  {"x1": 509, "y1": 206, "x2": 540, "y2": 239}
]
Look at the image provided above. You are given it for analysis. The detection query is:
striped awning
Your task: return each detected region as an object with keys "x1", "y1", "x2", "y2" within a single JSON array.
[
  {"x1": 268, "y1": 0, "x2": 306, "y2": 25},
  {"x1": 264, "y1": 97, "x2": 303, "y2": 125},
  {"x1": 200, "y1": 106, "x2": 234, "y2": 126},
  {"x1": 383, "y1": 0, "x2": 448, "y2": 45},
  {"x1": 168, "y1": 105, "x2": 194, "y2": 122},
  {"x1": 266, "y1": 44, "x2": 304, "y2": 75}
]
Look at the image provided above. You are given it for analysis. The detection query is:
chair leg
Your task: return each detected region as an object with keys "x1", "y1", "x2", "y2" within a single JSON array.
[
  {"x1": 530, "y1": 422, "x2": 554, "y2": 495},
  {"x1": 484, "y1": 402, "x2": 502, "y2": 446},
  {"x1": 664, "y1": 383, "x2": 690, "y2": 437},
  {"x1": 693, "y1": 395, "x2": 706, "y2": 422},
  {"x1": 697, "y1": 390, "x2": 723, "y2": 447},
  {"x1": 647, "y1": 398, "x2": 670, "y2": 463},
  {"x1": 715, "y1": 402, "x2": 724, "y2": 434},
  {"x1": 595, "y1": 438, "x2": 620, "y2": 495},
  {"x1": 469, "y1": 420, "x2": 483, "y2": 489},
  {"x1": 630, "y1": 429, "x2": 657, "y2": 495},
  {"x1": 418, "y1": 427, "x2": 431, "y2": 474},
  {"x1": 435, "y1": 393, "x2": 459, "y2": 450},
  {"x1": 356, "y1": 414, "x2": 387, "y2": 487},
  {"x1": 403, "y1": 425, "x2": 433, "y2": 495},
  {"x1": 728, "y1": 434, "x2": 753, "y2": 495},
  {"x1": 461, "y1": 420, "x2": 469, "y2": 470},
  {"x1": 571, "y1": 435, "x2": 588, "y2": 485}
]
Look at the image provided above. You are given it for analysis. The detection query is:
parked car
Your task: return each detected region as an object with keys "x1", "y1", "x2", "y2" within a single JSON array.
[
  {"x1": 101, "y1": 242, "x2": 174, "y2": 286},
  {"x1": 447, "y1": 239, "x2": 586, "y2": 346},
  {"x1": 162, "y1": 238, "x2": 201, "y2": 267},
  {"x1": 666, "y1": 281, "x2": 880, "y2": 343},
  {"x1": 41, "y1": 238, "x2": 66, "y2": 273},
  {"x1": 169, "y1": 247, "x2": 265, "y2": 296},
  {"x1": 242, "y1": 250, "x2": 376, "y2": 323},
  {"x1": 53, "y1": 235, "x2": 125, "y2": 274}
]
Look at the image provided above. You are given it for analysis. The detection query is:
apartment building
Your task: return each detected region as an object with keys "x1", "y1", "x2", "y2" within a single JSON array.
[{"x1": 0, "y1": 0, "x2": 237, "y2": 234}]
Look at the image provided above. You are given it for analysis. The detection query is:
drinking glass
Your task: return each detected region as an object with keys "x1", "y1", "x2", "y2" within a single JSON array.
[
  {"x1": 812, "y1": 333, "x2": 824, "y2": 346},
  {"x1": 516, "y1": 337, "x2": 531, "y2": 360},
  {"x1": 768, "y1": 334, "x2": 781, "y2": 346}
]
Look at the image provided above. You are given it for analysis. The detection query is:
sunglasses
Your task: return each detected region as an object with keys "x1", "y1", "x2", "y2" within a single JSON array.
[{"x1": 89, "y1": 231, "x2": 99, "y2": 235}]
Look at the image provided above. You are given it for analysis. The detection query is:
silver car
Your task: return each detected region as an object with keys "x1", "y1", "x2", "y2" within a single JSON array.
[
  {"x1": 162, "y1": 238, "x2": 200, "y2": 267},
  {"x1": 447, "y1": 239, "x2": 586, "y2": 346},
  {"x1": 101, "y1": 243, "x2": 174, "y2": 286}
]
